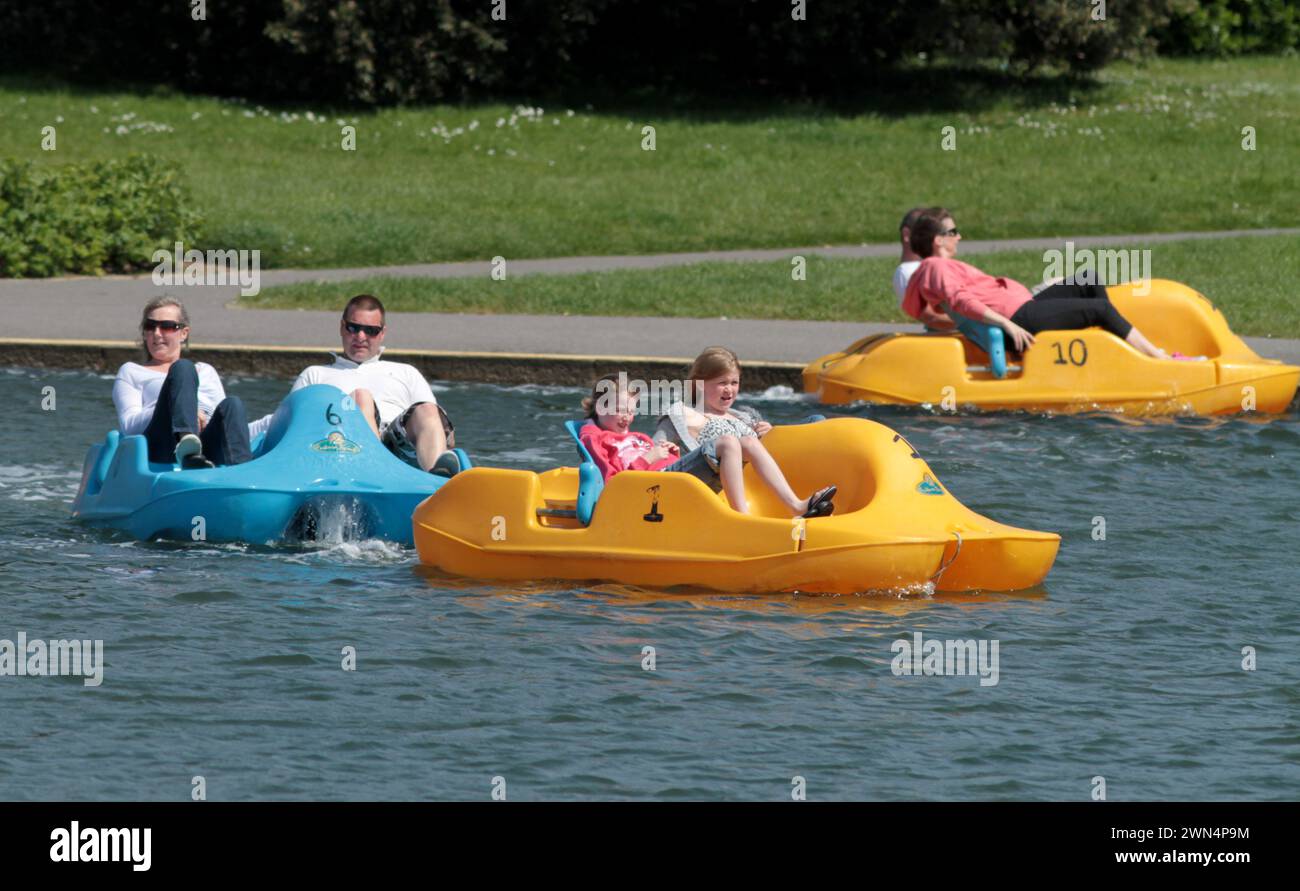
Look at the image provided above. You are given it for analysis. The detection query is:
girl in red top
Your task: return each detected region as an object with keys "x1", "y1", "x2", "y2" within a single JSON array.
[
  {"x1": 903, "y1": 207, "x2": 1170, "y2": 359},
  {"x1": 578, "y1": 374, "x2": 681, "y2": 478}
]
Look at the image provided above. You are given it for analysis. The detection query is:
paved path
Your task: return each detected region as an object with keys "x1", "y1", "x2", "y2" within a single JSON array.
[
  {"x1": 16, "y1": 227, "x2": 1300, "y2": 285},
  {"x1": 3, "y1": 228, "x2": 1298, "y2": 365}
]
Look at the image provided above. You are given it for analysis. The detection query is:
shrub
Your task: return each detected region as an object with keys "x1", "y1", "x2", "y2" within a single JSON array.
[
  {"x1": 4, "y1": 1, "x2": 1293, "y2": 105},
  {"x1": 0, "y1": 154, "x2": 202, "y2": 278},
  {"x1": 1154, "y1": 0, "x2": 1300, "y2": 56},
  {"x1": 0, "y1": 0, "x2": 609, "y2": 105},
  {"x1": 0, "y1": 1, "x2": 301, "y2": 103},
  {"x1": 916, "y1": 1, "x2": 1184, "y2": 74}
]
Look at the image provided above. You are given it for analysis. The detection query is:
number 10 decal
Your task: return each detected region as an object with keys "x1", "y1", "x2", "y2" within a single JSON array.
[{"x1": 1052, "y1": 338, "x2": 1088, "y2": 366}]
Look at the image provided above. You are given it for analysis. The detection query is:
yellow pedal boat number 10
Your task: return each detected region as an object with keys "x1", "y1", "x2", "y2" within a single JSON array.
[
  {"x1": 803, "y1": 280, "x2": 1300, "y2": 414},
  {"x1": 413, "y1": 417, "x2": 1060, "y2": 595}
]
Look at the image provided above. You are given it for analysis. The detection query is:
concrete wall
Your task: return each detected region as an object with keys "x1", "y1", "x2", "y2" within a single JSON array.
[{"x1": 0, "y1": 339, "x2": 805, "y2": 391}]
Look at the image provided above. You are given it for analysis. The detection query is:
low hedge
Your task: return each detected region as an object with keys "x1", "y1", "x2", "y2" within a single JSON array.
[{"x1": 0, "y1": 154, "x2": 202, "y2": 277}]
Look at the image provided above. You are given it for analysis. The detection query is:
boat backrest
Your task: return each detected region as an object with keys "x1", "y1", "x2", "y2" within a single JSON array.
[
  {"x1": 87, "y1": 430, "x2": 120, "y2": 496},
  {"x1": 951, "y1": 315, "x2": 1008, "y2": 378},
  {"x1": 563, "y1": 420, "x2": 604, "y2": 525}
]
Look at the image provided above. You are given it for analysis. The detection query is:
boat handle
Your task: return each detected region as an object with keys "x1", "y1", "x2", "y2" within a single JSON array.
[{"x1": 929, "y1": 532, "x2": 963, "y2": 584}]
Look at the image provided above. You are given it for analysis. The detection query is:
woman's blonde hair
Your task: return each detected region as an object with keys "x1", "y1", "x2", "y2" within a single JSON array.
[{"x1": 139, "y1": 296, "x2": 191, "y2": 360}]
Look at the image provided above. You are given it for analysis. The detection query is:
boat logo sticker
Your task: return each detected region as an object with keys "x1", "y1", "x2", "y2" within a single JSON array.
[
  {"x1": 917, "y1": 473, "x2": 943, "y2": 496},
  {"x1": 643, "y1": 485, "x2": 664, "y2": 523},
  {"x1": 311, "y1": 431, "x2": 361, "y2": 454}
]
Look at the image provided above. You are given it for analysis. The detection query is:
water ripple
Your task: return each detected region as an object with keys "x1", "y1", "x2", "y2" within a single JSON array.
[{"x1": 0, "y1": 371, "x2": 1297, "y2": 800}]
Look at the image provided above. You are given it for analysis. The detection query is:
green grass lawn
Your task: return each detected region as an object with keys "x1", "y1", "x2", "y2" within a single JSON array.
[
  {"x1": 243, "y1": 233, "x2": 1300, "y2": 337},
  {"x1": 2, "y1": 56, "x2": 1297, "y2": 270}
]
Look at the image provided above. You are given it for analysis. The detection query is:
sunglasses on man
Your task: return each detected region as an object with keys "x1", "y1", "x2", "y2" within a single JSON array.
[
  {"x1": 142, "y1": 319, "x2": 186, "y2": 332},
  {"x1": 344, "y1": 321, "x2": 385, "y2": 337},
  {"x1": 940, "y1": 227, "x2": 960, "y2": 237}
]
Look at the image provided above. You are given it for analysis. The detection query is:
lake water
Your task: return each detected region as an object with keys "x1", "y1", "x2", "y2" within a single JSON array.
[{"x1": 1, "y1": 367, "x2": 1297, "y2": 800}]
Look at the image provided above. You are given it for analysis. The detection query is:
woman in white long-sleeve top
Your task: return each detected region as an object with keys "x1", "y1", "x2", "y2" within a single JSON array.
[{"x1": 112, "y1": 297, "x2": 252, "y2": 468}]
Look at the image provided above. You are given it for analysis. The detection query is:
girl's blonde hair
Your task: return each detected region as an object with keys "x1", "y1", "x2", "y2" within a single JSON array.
[
  {"x1": 688, "y1": 346, "x2": 740, "y2": 382},
  {"x1": 139, "y1": 296, "x2": 191, "y2": 361}
]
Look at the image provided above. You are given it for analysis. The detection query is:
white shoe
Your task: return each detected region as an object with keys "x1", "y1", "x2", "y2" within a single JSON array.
[{"x1": 174, "y1": 433, "x2": 203, "y2": 463}]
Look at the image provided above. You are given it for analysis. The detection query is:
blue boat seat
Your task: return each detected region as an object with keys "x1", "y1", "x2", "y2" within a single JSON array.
[
  {"x1": 951, "y1": 314, "x2": 1009, "y2": 379},
  {"x1": 549, "y1": 419, "x2": 603, "y2": 525}
]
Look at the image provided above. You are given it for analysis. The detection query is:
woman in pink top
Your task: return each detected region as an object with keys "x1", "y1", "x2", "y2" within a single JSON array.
[{"x1": 902, "y1": 207, "x2": 1168, "y2": 358}]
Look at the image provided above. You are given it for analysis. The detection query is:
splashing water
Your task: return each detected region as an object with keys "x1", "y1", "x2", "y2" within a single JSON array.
[
  {"x1": 756, "y1": 384, "x2": 819, "y2": 403},
  {"x1": 284, "y1": 495, "x2": 377, "y2": 545}
]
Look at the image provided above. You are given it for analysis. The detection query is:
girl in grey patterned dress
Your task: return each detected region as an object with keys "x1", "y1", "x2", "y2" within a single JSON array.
[
  {"x1": 654, "y1": 347, "x2": 836, "y2": 517},
  {"x1": 694, "y1": 413, "x2": 756, "y2": 466}
]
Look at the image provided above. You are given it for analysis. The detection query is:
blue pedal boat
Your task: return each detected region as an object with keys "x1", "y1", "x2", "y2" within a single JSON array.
[{"x1": 71, "y1": 384, "x2": 468, "y2": 546}]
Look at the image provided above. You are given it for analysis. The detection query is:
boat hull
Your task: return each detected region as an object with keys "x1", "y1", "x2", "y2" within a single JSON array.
[
  {"x1": 414, "y1": 417, "x2": 1059, "y2": 594},
  {"x1": 804, "y1": 281, "x2": 1299, "y2": 415},
  {"x1": 72, "y1": 384, "x2": 446, "y2": 545}
]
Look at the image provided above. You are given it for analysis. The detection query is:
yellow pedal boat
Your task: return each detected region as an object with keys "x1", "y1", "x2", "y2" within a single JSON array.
[
  {"x1": 803, "y1": 280, "x2": 1299, "y2": 414},
  {"x1": 413, "y1": 417, "x2": 1059, "y2": 594}
]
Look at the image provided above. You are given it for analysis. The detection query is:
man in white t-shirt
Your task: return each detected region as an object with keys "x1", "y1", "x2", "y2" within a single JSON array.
[
  {"x1": 894, "y1": 207, "x2": 954, "y2": 331},
  {"x1": 252, "y1": 295, "x2": 459, "y2": 476}
]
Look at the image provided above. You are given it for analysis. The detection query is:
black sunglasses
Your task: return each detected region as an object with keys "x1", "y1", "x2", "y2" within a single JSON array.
[
  {"x1": 940, "y1": 227, "x2": 960, "y2": 237},
  {"x1": 344, "y1": 321, "x2": 384, "y2": 337},
  {"x1": 143, "y1": 319, "x2": 186, "y2": 332}
]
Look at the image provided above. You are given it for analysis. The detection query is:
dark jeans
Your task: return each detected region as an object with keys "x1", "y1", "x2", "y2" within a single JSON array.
[
  {"x1": 143, "y1": 359, "x2": 252, "y2": 466},
  {"x1": 1009, "y1": 283, "x2": 1133, "y2": 342}
]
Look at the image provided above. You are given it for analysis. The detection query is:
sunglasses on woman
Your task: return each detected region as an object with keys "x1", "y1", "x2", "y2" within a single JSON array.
[
  {"x1": 142, "y1": 319, "x2": 186, "y2": 332},
  {"x1": 344, "y1": 321, "x2": 384, "y2": 337},
  {"x1": 940, "y1": 227, "x2": 960, "y2": 237}
]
